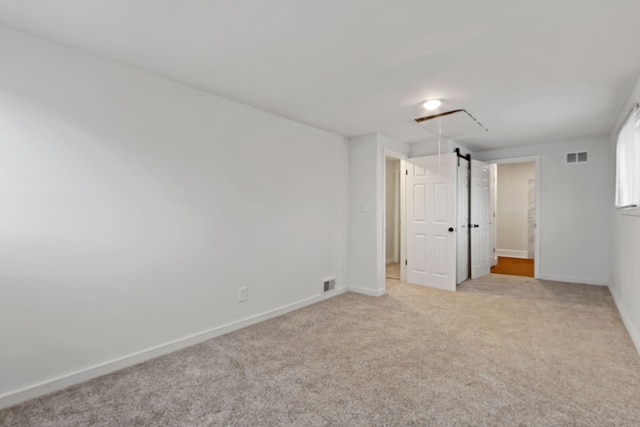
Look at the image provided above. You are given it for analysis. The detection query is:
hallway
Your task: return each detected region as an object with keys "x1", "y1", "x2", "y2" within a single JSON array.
[{"x1": 490, "y1": 256, "x2": 534, "y2": 277}]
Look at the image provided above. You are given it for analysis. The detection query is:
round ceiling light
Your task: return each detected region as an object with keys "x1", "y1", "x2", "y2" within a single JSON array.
[{"x1": 423, "y1": 99, "x2": 441, "y2": 110}]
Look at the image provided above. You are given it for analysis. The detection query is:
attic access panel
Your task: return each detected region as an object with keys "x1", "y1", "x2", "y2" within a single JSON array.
[{"x1": 415, "y1": 109, "x2": 488, "y2": 139}]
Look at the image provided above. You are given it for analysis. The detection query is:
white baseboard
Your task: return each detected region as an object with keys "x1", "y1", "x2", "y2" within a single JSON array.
[
  {"x1": 610, "y1": 286, "x2": 640, "y2": 354},
  {"x1": 0, "y1": 287, "x2": 348, "y2": 411},
  {"x1": 349, "y1": 286, "x2": 385, "y2": 297},
  {"x1": 385, "y1": 258, "x2": 398, "y2": 265},
  {"x1": 536, "y1": 273, "x2": 607, "y2": 286},
  {"x1": 495, "y1": 249, "x2": 529, "y2": 259}
]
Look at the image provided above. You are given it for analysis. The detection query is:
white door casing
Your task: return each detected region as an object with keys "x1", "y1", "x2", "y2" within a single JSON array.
[
  {"x1": 457, "y1": 158, "x2": 469, "y2": 284},
  {"x1": 406, "y1": 153, "x2": 457, "y2": 291},
  {"x1": 471, "y1": 160, "x2": 491, "y2": 279}
]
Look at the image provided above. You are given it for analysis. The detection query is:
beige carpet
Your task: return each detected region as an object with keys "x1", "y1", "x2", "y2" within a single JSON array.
[
  {"x1": 385, "y1": 262, "x2": 400, "y2": 279},
  {"x1": 2, "y1": 273, "x2": 640, "y2": 426}
]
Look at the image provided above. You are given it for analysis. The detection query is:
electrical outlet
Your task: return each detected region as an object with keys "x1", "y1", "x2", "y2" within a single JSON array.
[{"x1": 238, "y1": 287, "x2": 248, "y2": 302}]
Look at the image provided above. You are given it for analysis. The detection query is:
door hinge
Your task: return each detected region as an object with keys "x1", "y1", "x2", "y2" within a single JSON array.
[
  {"x1": 406, "y1": 169, "x2": 408, "y2": 175},
  {"x1": 405, "y1": 260, "x2": 408, "y2": 266}
]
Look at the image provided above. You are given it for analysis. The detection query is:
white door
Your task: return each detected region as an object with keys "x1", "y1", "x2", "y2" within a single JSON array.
[
  {"x1": 471, "y1": 160, "x2": 491, "y2": 278},
  {"x1": 406, "y1": 153, "x2": 457, "y2": 291},
  {"x1": 457, "y1": 159, "x2": 469, "y2": 284}
]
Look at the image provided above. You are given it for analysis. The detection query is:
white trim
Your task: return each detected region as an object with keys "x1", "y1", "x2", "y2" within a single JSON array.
[
  {"x1": 610, "y1": 287, "x2": 640, "y2": 354},
  {"x1": 495, "y1": 249, "x2": 529, "y2": 259},
  {"x1": 349, "y1": 286, "x2": 385, "y2": 297},
  {"x1": 0, "y1": 288, "x2": 348, "y2": 410},
  {"x1": 536, "y1": 273, "x2": 607, "y2": 286}
]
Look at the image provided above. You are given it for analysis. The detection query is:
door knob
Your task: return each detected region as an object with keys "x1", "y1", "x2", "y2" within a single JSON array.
[{"x1": 448, "y1": 227, "x2": 454, "y2": 232}]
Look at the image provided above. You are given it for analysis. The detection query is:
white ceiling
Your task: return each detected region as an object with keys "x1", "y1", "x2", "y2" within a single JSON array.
[{"x1": 1, "y1": 0, "x2": 640, "y2": 151}]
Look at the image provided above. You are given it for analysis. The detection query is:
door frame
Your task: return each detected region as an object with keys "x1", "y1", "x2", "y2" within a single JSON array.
[
  {"x1": 382, "y1": 149, "x2": 408, "y2": 290},
  {"x1": 487, "y1": 155, "x2": 541, "y2": 278}
]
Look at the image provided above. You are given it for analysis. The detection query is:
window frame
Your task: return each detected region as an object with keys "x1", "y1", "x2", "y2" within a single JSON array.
[{"x1": 615, "y1": 103, "x2": 640, "y2": 215}]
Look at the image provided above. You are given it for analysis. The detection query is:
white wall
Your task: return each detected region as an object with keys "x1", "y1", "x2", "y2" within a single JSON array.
[
  {"x1": 348, "y1": 133, "x2": 408, "y2": 296},
  {"x1": 409, "y1": 137, "x2": 470, "y2": 158},
  {"x1": 348, "y1": 135, "x2": 379, "y2": 294},
  {"x1": 610, "y1": 75, "x2": 640, "y2": 353},
  {"x1": 496, "y1": 162, "x2": 535, "y2": 258},
  {"x1": 476, "y1": 136, "x2": 611, "y2": 285},
  {"x1": 0, "y1": 26, "x2": 349, "y2": 406}
]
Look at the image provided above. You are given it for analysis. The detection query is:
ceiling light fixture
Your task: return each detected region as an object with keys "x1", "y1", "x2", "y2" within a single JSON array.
[{"x1": 423, "y1": 99, "x2": 441, "y2": 110}]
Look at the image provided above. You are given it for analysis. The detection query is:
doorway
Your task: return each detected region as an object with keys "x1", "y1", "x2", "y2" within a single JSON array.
[
  {"x1": 401, "y1": 152, "x2": 488, "y2": 291},
  {"x1": 489, "y1": 159, "x2": 538, "y2": 278},
  {"x1": 385, "y1": 156, "x2": 401, "y2": 280},
  {"x1": 382, "y1": 153, "x2": 540, "y2": 292}
]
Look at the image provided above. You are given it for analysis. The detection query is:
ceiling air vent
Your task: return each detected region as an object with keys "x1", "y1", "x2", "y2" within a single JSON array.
[{"x1": 566, "y1": 151, "x2": 588, "y2": 164}]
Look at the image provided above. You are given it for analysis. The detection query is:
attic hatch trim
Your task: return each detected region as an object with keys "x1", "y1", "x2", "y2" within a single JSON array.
[{"x1": 414, "y1": 109, "x2": 489, "y2": 132}]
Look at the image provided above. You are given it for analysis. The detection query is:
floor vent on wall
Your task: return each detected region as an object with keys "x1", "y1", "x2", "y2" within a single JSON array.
[
  {"x1": 322, "y1": 277, "x2": 336, "y2": 293},
  {"x1": 566, "y1": 151, "x2": 588, "y2": 164}
]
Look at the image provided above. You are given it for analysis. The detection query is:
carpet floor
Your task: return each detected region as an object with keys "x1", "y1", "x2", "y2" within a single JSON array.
[{"x1": 1, "y1": 273, "x2": 639, "y2": 426}]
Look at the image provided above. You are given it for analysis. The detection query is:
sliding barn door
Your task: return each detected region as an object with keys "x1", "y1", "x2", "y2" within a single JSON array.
[
  {"x1": 406, "y1": 154, "x2": 457, "y2": 291},
  {"x1": 457, "y1": 158, "x2": 470, "y2": 284},
  {"x1": 471, "y1": 160, "x2": 491, "y2": 279}
]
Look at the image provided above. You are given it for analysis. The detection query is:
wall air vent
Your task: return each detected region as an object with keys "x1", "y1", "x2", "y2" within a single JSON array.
[
  {"x1": 566, "y1": 151, "x2": 589, "y2": 164},
  {"x1": 322, "y1": 277, "x2": 336, "y2": 293}
]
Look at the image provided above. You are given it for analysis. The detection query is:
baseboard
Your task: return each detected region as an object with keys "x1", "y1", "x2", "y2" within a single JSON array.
[
  {"x1": 610, "y1": 286, "x2": 640, "y2": 354},
  {"x1": 536, "y1": 273, "x2": 607, "y2": 286},
  {"x1": 385, "y1": 258, "x2": 398, "y2": 265},
  {"x1": 0, "y1": 287, "x2": 348, "y2": 411},
  {"x1": 349, "y1": 286, "x2": 385, "y2": 297},
  {"x1": 495, "y1": 249, "x2": 529, "y2": 259}
]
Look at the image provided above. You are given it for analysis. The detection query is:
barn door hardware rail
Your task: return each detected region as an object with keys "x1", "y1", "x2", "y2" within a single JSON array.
[{"x1": 415, "y1": 109, "x2": 489, "y2": 132}]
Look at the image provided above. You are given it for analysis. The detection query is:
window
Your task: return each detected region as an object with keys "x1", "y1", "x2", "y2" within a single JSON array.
[{"x1": 615, "y1": 103, "x2": 640, "y2": 210}]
